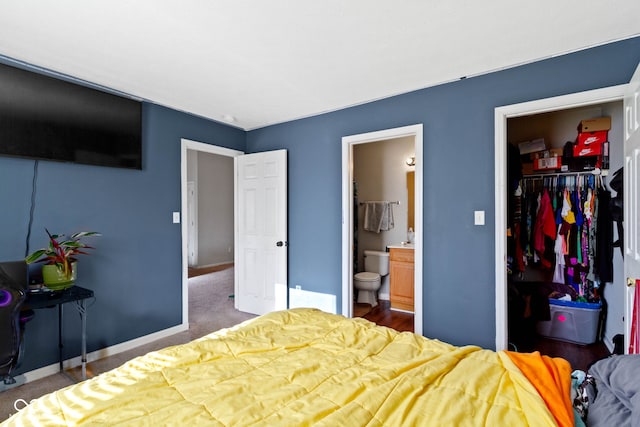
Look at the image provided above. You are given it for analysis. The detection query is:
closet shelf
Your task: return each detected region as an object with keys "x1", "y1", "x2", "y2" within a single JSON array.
[{"x1": 522, "y1": 169, "x2": 608, "y2": 179}]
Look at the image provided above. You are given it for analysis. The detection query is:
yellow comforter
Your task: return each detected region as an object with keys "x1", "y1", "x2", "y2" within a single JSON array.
[{"x1": 3, "y1": 309, "x2": 571, "y2": 426}]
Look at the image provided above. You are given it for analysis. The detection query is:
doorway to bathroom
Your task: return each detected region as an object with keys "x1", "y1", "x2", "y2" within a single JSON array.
[{"x1": 341, "y1": 124, "x2": 423, "y2": 335}]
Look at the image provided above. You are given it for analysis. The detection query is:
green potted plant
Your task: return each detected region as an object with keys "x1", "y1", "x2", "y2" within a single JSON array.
[{"x1": 25, "y1": 229, "x2": 100, "y2": 291}]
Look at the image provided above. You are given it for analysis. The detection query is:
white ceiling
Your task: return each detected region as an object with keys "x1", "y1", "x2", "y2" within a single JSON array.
[{"x1": 1, "y1": 1, "x2": 639, "y2": 130}]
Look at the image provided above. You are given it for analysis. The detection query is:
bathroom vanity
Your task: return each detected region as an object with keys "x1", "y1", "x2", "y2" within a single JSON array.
[{"x1": 387, "y1": 244, "x2": 414, "y2": 312}]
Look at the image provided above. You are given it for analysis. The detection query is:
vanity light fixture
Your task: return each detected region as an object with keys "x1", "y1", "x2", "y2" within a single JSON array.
[{"x1": 405, "y1": 156, "x2": 416, "y2": 166}]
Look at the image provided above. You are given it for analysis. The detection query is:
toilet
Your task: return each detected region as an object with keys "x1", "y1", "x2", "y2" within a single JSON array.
[{"x1": 354, "y1": 250, "x2": 389, "y2": 307}]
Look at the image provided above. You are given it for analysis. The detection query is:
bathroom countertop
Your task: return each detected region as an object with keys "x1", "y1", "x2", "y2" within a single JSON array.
[{"x1": 386, "y1": 243, "x2": 414, "y2": 249}]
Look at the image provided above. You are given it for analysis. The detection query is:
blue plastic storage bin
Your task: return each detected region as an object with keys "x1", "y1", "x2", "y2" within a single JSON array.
[{"x1": 535, "y1": 299, "x2": 602, "y2": 345}]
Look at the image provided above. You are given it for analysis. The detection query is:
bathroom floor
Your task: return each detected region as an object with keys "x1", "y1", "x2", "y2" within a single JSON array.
[
  {"x1": 357, "y1": 300, "x2": 414, "y2": 333},
  {"x1": 353, "y1": 303, "x2": 373, "y2": 317}
]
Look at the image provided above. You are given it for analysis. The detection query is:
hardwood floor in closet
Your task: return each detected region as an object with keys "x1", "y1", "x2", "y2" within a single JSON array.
[{"x1": 534, "y1": 336, "x2": 610, "y2": 372}]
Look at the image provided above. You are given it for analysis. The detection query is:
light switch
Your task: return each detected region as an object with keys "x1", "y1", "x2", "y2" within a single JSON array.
[
  {"x1": 172, "y1": 212, "x2": 180, "y2": 223},
  {"x1": 474, "y1": 210, "x2": 485, "y2": 226}
]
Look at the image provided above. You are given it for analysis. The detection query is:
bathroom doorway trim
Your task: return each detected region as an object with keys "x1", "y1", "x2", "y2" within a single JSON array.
[{"x1": 341, "y1": 124, "x2": 423, "y2": 335}]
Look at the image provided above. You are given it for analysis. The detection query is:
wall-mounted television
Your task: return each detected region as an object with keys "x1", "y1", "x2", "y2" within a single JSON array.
[{"x1": 0, "y1": 62, "x2": 142, "y2": 169}]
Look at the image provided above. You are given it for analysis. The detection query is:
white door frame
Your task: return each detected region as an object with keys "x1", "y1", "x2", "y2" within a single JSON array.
[
  {"x1": 494, "y1": 85, "x2": 626, "y2": 351},
  {"x1": 187, "y1": 181, "x2": 198, "y2": 267},
  {"x1": 180, "y1": 138, "x2": 244, "y2": 327},
  {"x1": 342, "y1": 124, "x2": 424, "y2": 335}
]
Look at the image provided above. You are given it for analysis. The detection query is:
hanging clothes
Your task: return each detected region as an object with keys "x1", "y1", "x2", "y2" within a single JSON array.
[
  {"x1": 532, "y1": 190, "x2": 557, "y2": 269},
  {"x1": 552, "y1": 224, "x2": 565, "y2": 284},
  {"x1": 508, "y1": 173, "x2": 610, "y2": 304},
  {"x1": 596, "y1": 189, "x2": 614, "y2": 283}
]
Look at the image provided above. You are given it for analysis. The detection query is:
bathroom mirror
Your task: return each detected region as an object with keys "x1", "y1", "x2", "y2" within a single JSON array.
[{"x1": 407, "y1": 171, "x2": 415, "y2": 230}]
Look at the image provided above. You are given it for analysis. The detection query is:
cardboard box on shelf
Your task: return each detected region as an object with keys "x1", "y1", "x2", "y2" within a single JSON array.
[
  {"x1": 578, "y1": 117, "x2": 611, "y2": 133},
  {"x1": 530, "y1": 148, "x2": 563, "y2": 160},
  {"x1": 522, "y1": 163, "x2": 534, "y2": 175},
  {"x1": 534, "y1": 156, "x2": 562, "y2": 171},
  {"x1": 574, "y1": 141, "x2": 603, "y2": 157},
  {"x1": 577, "y1": 130, "x2": 608, "y2": 146},
  {"x1": 518, "y1": 138, "x2": 546, "y2": 155}
]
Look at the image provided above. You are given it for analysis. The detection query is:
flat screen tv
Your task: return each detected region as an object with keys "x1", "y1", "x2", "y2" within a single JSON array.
[{"x1": 0, "y1": 62, "x2": 142, "y2": 169}]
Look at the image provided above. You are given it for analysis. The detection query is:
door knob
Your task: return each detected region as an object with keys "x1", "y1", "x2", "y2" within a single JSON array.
[
  {"x1": 628, "y1": 278, "x2": 636, "y2": 287},
  {"x1": 276, "y1": 241, "x2": 288, "y2": 247}
]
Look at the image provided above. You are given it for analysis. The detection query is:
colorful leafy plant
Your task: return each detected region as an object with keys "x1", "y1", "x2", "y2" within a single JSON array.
[{"x1": 25, "y1": 229, "x2": 100, "y2": 279}]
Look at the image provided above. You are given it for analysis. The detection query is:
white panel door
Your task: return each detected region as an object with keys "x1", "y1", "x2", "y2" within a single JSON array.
[
  {"x1": 235, "y1": 150, "x2": 288, "y2": 315},
  {"x1": 624, "y1": 63, "x2": 640, "y2": 353}
]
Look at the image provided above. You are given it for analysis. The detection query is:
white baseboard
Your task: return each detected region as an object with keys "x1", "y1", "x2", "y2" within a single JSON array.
[
  {"x1": 17, "y1": 323, "x2": 189, "y2": 385},
  {"x1": 390, "y1": 307, "x2": 415, "y2": 314},
  {"x1": 191, "y1": 261, "x2": 233, "y2": 269}
]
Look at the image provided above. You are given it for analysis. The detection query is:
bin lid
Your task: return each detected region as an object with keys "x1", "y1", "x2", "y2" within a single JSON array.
[{"x1": 548, "y1": 298, "x2": 601, "y2": 309}]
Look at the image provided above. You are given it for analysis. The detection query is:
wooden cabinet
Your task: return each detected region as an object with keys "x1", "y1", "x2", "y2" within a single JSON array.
[{"x1": 389, "y1": 247, "x2": 414, "y2": 312}]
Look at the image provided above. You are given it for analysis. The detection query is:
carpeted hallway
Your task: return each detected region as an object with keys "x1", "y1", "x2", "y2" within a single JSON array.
[
  {"x1": 0, "y1": 265, "x2": 255, "y2": 422},
  {"x1": 187, "y1": 264, "x2": 255, "y2": 339}
]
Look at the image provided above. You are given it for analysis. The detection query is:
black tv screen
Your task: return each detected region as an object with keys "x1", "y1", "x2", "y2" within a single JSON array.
[{"x1": 0, "y1": 62, "x2": 142, "y2": 169}]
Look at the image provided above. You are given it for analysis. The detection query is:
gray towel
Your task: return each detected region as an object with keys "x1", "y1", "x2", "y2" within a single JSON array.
[{"x1": 363, "y1": 202, "x2": 394, "y2": 233}]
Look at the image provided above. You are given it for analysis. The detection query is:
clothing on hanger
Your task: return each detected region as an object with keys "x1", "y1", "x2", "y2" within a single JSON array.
[{"x1": 508, "y1": 173, "x2": 611, "y2": 303}]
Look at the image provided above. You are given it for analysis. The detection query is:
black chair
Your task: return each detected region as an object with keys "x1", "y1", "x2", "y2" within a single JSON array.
[{"x1": 0, "y1": 263, "x2": 31, "y2": 385}]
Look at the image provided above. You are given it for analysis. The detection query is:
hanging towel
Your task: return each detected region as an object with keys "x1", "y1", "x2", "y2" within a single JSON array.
[{"x1": 363, "y1": 201, "x2": 394, "y2": 233}]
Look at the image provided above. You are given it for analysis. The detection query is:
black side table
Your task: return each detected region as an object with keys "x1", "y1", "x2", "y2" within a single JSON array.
[{"x1": 24, "y1": 286, "x2": 94, "y2": 379}]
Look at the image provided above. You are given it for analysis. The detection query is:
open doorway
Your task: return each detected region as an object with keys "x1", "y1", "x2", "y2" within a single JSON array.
[
  {"x1": 494, "y1": 85, "x2": 626, "y2": 368},
  {"x1": 180, "y1": 139, "x2": 244, "y2": 329},
  {"x1": 342, "y1": 124, "x2": 423, "y2": 335},
  {"x1": 186, "y1": 149, "x2": 235, "y2": 273}
]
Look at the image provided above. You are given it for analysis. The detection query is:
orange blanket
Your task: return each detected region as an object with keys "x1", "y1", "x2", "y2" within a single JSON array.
[{"x1": 505, "y1": 351, "x2": 574, "y2": 427}]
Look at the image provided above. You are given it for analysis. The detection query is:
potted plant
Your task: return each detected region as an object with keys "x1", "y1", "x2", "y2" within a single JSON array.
[{"x1": 25, "y1": 229, "x2": 100, "y2": 291}]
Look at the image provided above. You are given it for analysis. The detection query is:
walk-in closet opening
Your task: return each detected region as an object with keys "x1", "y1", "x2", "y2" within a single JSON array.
[{"x1": 503, "y1": 99, "x2": 624, "y2": 369}]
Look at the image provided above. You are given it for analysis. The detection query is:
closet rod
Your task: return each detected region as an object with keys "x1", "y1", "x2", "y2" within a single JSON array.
[{"x1": 522, "y1": 169, "x2": 608, "y2": 179}]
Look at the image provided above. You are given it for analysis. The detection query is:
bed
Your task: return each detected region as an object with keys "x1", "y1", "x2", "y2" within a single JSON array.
[
  {"x1": 575, "y1": 354, "x2": 640, "y2": 427},
  {"x1": 2, "y1": 308, "x2": 575, "y2": 426}
]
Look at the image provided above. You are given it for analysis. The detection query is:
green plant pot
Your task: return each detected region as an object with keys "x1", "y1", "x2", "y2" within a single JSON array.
[{"x1": 42, "y1": 263, "x2": 77, "y2": 291}]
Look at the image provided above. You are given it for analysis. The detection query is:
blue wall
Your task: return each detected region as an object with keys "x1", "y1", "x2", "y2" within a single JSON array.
[
  {"x1": 247, "y1": 37, "x2": 640, "y2": 348},
  {"x1": 1, "y1": 37, "x2": 639, "y2": 374},
  {"x1": 0, "y1": 97, "x2": 245, "y2": 373}
]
